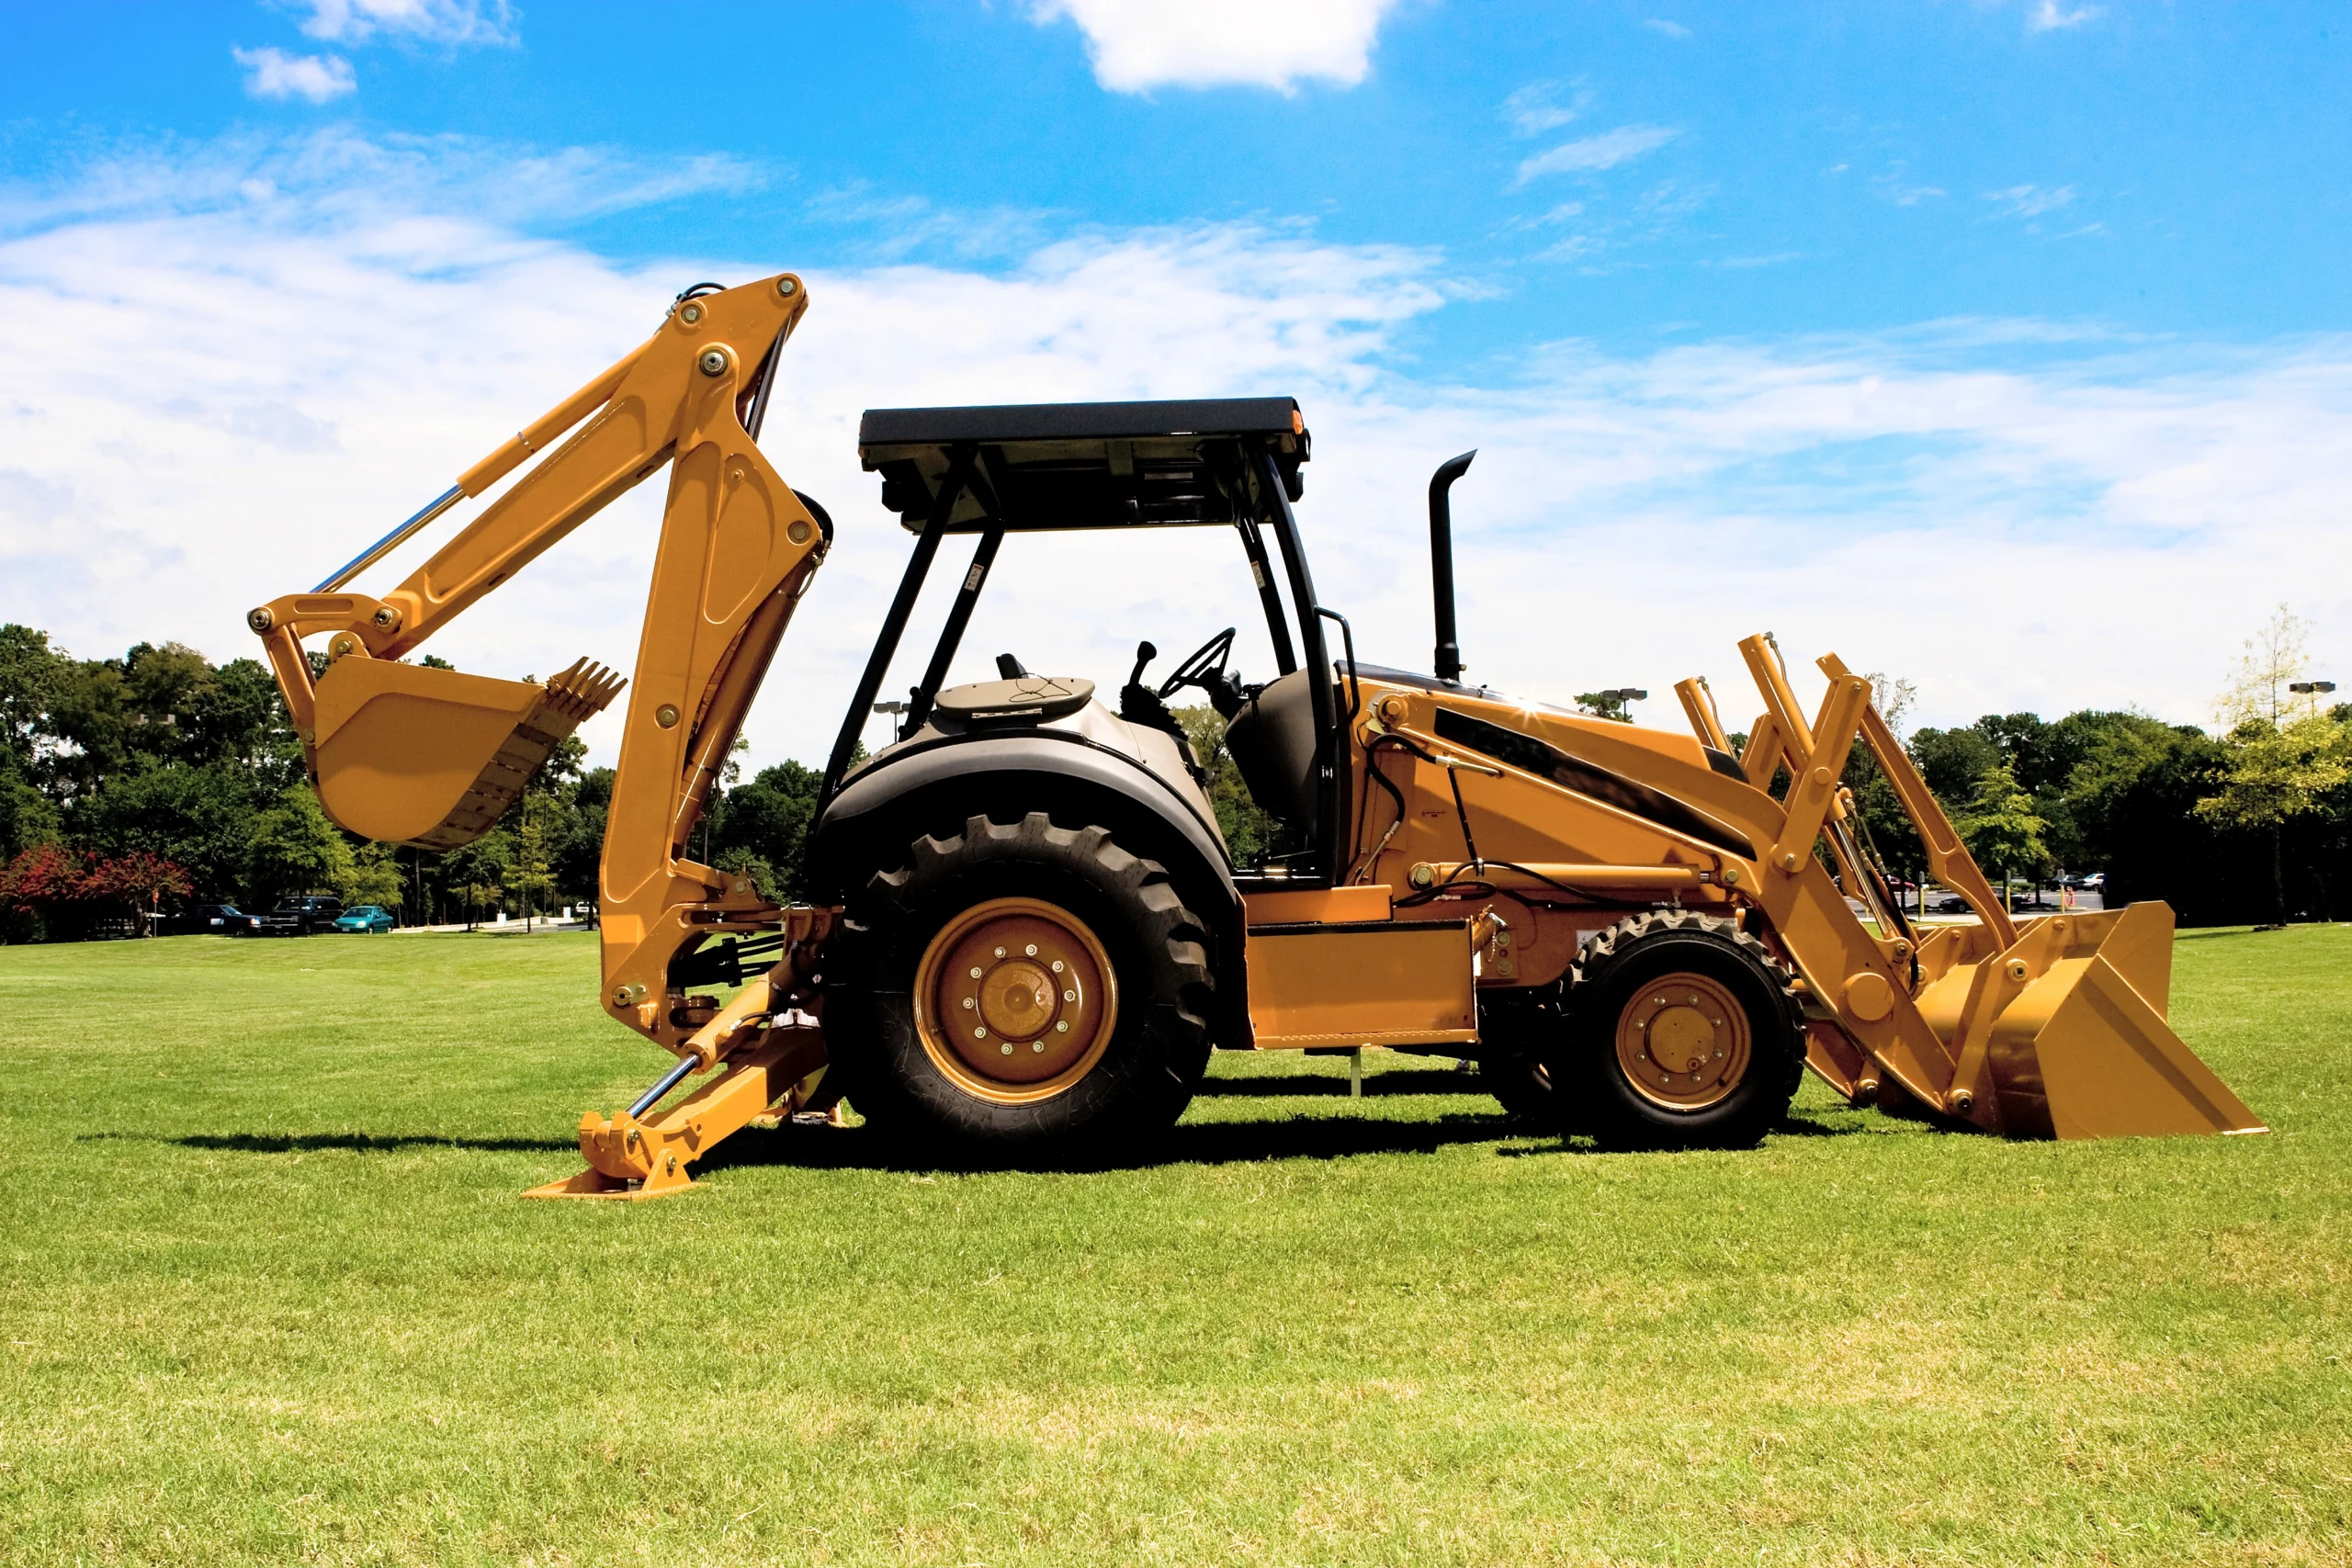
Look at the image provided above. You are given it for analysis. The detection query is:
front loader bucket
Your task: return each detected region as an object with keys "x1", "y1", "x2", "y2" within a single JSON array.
[
  {"x1": 310, "y1": 655, "x2": 623, "y2": 851},
  {"x1": 1912, "y1": 901, "x2": 2264, "y2": 1140}
]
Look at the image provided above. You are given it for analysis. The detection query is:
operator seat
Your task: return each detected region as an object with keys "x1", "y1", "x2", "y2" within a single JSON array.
[{"x1": 1220, "y1": 669, "x2": 1321, "y2": 840}]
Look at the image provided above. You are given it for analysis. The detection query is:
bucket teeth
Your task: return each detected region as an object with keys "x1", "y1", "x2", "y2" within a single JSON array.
[
  {"x1": 403, "y1": 656, "x2": 627, "y2": 851},
  {"x1": 541, "y1": 658, "x2": 627, "y2": 726}
]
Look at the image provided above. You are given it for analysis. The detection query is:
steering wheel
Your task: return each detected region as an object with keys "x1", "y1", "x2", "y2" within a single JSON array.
[{"x1": 1156, "y1": 626, "x2": 1238, "y2": 699}]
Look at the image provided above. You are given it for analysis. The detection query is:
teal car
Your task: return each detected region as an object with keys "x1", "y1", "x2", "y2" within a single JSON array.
[{"x1": 333, "y1": 905, "x2": 396, "y2": 934}]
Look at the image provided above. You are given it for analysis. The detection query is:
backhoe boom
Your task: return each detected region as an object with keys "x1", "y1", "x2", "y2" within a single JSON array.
[{"x1": 249, "y1": 276, "x2": 830, "y2": 1098}]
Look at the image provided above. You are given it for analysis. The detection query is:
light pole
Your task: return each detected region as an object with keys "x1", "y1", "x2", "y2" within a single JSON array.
[
  {"x1": 1592, "y1": 687, "x2": 1648, "y2": 722},
  {"x1": 2289, "y1": 679, "x2": 2337, "y2": 716}
]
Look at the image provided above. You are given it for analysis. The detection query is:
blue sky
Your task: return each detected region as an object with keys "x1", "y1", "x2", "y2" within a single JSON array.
[{"x1": 3, "y1": 2, "x2": 2348, "y2": 763}]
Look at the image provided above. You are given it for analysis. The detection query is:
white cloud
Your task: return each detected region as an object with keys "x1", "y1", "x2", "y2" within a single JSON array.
[
  {"x1": 1028, "y1": 0, "x2": 1402, "y2": 93},
  {"x1": 4, "y1": 134, "x2": 2348, "y2": 773},
  {"x1": 1874, "y1": 165, "x2": 1947, "y2": 207},
  {"x1": 288, "y1": 0, "x2": 516, "y2": 46},
  {"x1": 1643, "y1": 18, "x2": 1692, "y2": 39},
  {"x1": 1516, "y1": 126, "x2": 1679, "y2": 185},
  {"x1": 232, "y1": 47, "x2": 356, "y2": 104},
  {"x1": 2027, "y1": 1, "x2": 2099, "y2": 33},
  {"x1": 1985, "y1": 183, "x2": 2077, "y2": 218},
  {"x1": 1502, "y1": 82, "x2": 1586, "y2": 137},
  {"x1": 0, "y1": 128, "x2": 758, "y2": 234}
]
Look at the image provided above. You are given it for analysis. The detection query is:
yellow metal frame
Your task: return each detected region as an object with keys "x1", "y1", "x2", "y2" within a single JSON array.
[
  {"x1": 247, "y1": 270, "x2": 2260, "y2": 1195},
  {"x1": 252, "y1": 275, "x2": 838, "y2": 1196}
]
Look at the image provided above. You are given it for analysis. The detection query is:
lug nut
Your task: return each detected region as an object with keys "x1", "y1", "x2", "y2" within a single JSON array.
[{"x1": 697, "y1": 346, "x2": 729, "y2": 377}]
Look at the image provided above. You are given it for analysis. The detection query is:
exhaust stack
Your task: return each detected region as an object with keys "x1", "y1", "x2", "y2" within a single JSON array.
[{"x1": 1428, "y1": 450, "x2": 1476, "y2": 682}]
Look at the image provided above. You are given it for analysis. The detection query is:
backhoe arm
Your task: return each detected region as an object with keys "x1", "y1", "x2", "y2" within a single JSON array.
[{"x1": 247, "y1": 273, "x2": 829, "y2": 1058}]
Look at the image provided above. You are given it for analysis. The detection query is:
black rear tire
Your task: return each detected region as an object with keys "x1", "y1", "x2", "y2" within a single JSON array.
[
  {"x1": 1476, "y1": 987, "x2": 1571, "y2": 1129},
  {"x1": 826, "y1": 812, "x2": 1216, "y2": 1156},
  {"x1": 1564, "y1": 910, "x2": 1804, "y2": 1151}
]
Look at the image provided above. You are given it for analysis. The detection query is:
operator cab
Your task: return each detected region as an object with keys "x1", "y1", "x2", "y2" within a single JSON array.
[{"x1": 819, "y1": 398, "x2": 1348, "y2": 894}]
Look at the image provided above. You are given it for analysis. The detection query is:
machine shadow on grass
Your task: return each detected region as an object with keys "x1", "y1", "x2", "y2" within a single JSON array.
[
  {"x1": 85, "y1": 1131, "x2": 579, "y2": 1155},
  {"x1": 696, "y1": 1109, "x2": 1516, "y2": 1177},
  {"x1": 1192, "y1": 1066, "x2": 1481, "y2": 1098},
  {"x1": 698, "y1": 1102, "x2": 1891, "y2": 1177},
  {"x1": 87, "y1": 1104, "x2": 1894, "y2": 1179}
]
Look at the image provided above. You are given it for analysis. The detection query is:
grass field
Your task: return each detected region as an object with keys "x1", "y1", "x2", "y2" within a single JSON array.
[{"x1": 3, "y1": 925, "x2": 2348, "y2": 1566}]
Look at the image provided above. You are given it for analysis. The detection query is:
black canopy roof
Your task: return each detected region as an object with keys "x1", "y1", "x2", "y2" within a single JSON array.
[{"x1": 857, "y1": 398, "x2": 1310, "y2": 533}]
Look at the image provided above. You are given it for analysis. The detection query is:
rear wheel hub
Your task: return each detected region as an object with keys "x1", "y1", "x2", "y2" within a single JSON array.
[{"x1": 914, "y1": 897, "x2": 1118, "y2": 1102}]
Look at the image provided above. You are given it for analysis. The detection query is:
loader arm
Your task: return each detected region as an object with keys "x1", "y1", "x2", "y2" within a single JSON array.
[
  {"x1": 247, "y1": 273, "x2": 830, "y2": 1060},
  {"x1": 1660, "y1": 635, "x2": 2260, "y2": 1139}
]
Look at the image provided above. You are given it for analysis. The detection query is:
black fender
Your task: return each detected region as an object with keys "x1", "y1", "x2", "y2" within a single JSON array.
[{"x1": 808, "y1": 732, "x2": 1250, "y2": 1047}]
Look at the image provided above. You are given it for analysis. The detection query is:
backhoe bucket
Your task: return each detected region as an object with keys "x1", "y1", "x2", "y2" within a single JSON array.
[
  {"x1": 1911, "y1": 901, "x2": 2264, "y2": 1140},
  {"x1": 310, "y1": 655, "x2": 623, "y2": 851}
]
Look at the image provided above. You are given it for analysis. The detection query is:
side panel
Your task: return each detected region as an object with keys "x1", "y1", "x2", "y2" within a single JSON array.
[
  {"x1": 1243, "y1": 886, "x2": 1392, "y2": 925},
  {"x1": 1245, "y1": 922, "x2": 1478, "y2": 1049}
]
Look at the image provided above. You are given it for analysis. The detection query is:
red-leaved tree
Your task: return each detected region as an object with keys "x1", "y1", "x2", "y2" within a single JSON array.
[{"x1": 1, "y1": 846, "x2": 192, "y2": 936}]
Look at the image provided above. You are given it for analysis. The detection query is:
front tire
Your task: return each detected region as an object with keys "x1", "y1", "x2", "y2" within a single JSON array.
[
  {"x1": 1564, "y1": 910, "x2": 1804, "y2": 1150},
  {"x1": 827, "y1": 812, "x2": 1216, "y2": 1155}
]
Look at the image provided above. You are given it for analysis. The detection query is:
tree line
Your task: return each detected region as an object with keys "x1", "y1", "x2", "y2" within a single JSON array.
[
  {"x1": 1, "y1": 610, "x2": 2343, "y2": 940},
  {"x1": 0, "y1": 625, "x2": 831, "y2": 941},
  {"x1": 1838, "y1": 609, "x2": 2349, "y2": 925}
]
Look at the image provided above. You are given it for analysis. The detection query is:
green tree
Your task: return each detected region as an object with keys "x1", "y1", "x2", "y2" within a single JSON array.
[
  {"x1": 710, "y1": 757, "x2": 825, "y2": 901},
  {"x1": 1955, "y1": 760, "x2": 2050, "y2": 907},
  {"x1": 554, "y1": 766, "x2": 612, "y2": 915},
  {"x1": 247, "y1": 784, "x2": 356, "y2": 903},
  {"x1": 341, "y1": 841, "x2": 406, "y2": 916},
  {"x1": 2198, "y1": 716, "x2": 2350, "y2": 924},
  {"x1": 446, "y1": 829, "x2": 512, "y2": 930},
  {"x1": 0, "y1": 624, "x2": 64, "y2": 775},
  {"x1": 509, "y1": 795, "x2": 560, "y2": 930},
  {"x1": 0, "y1": 752, "x2": 59, "y2": 863},
  {"x1": 1573, "y1": 692, "x2": 1634, "y2": 723},
  {"x1": 1909, "y1": 725, "x2": 2001, "y2": 806},
  {"x1": 2195, "y1": 606, "x2": 2352, "y2": 925},
  {"x1": 1174, "y1": 705, "x2": 1292, "y2": 868},
  {"x1": 77, "y1": 761, "x2": 258, "y2": 901}
]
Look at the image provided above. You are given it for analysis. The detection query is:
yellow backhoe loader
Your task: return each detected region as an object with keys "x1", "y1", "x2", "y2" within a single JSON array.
[{"x1": 246, "y1": 273, "x2": 2263, "y2": 1198}]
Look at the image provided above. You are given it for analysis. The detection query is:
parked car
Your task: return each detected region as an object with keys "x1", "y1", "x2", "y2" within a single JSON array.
[
  {"x1": 255, "y1": 895, "x2": 345, "y2": 936},
  {"x1": 179, "y1": 903, "x2": 264, "y2": 936},
  {"x1": 333, "y1": 905, "x2": 397, "y2": 934}
]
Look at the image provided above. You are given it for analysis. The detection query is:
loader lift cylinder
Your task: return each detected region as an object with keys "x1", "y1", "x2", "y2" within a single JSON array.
[{"x1": 1428, "y1": 450, "x2": 1476, "y2": 682}]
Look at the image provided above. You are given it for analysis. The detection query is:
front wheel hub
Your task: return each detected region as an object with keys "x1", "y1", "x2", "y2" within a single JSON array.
[
  {"x1": 1613, "y1": 970, "x2": 1750, "y2": 1111},
  {"x1": 914, "y1": 897, "x2": 1117, "y2": 1103}
]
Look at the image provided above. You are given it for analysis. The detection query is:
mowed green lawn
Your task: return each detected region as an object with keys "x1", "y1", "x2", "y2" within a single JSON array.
[{"x1": 2, "y1": 926, "x2": 2347, "y2": 1567}]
